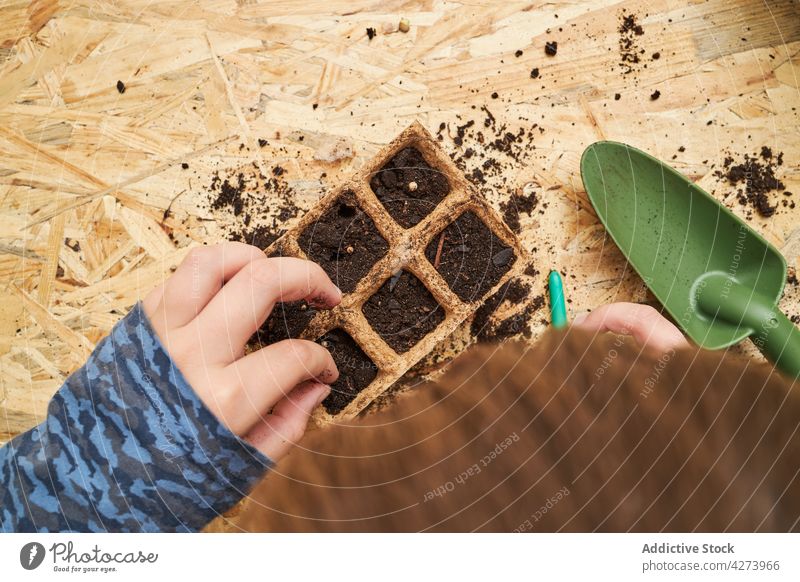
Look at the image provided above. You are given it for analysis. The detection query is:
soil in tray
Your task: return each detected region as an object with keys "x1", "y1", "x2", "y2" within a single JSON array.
[
  {"x1": 317, "y1": 329, "x2": 378, "y2": 415},
  {"x1": 362, "y1": 270, "x2": 446, "y2": 354},
  {"x1": 425, "y1": 211, "x2": 516, "y2": 302},
  {"x1": 250, "y1": 301, "x2": 316, "y2": 347},
  {"x1": 298, "y1": 190, "x2": 389, "y2": 293},
  {"x1": 369, "y1": 146, "x2": 451, "y2": 228},
  {"x1": 247, "y1": 246, "x2": 316, "y2": 347}
]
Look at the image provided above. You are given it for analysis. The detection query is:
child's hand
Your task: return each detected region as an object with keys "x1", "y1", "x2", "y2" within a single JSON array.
[
  {"x1": 572, "y1": 302, "x2": 688, "y2": 352},
  {"x1": 141, "y1": 243, "x2": 342, "y2": 462}
]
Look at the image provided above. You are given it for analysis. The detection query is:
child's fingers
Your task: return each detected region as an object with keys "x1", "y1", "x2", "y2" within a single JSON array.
[
  {"x1": 225, "y1": 339, "x2": 339, "y2": 434},
  {"x1": 160, "y1": 243, "x2": 265, "y2": 329},
  {"x1": 142, "y1": 283, "x2": 165, "y2": 316},
  {"x1": 191, "y1": 257, "x2": 342, "y2": 359},
  {"x1": 244, "y1": 381, "x2": 331, "y2": 461},
  {"x1": 571, "y1": 302, "x2": 688, "y2": 352}
]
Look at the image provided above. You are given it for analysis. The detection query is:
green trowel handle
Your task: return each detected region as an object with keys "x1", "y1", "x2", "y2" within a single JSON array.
[{"x1": 697, "y1": 274, "x2": 800, "y2": 378}]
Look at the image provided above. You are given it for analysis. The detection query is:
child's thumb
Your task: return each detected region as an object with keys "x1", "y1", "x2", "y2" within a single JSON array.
[{"x1": 244, "y1": 381, "x2": 330, "y2": 462}]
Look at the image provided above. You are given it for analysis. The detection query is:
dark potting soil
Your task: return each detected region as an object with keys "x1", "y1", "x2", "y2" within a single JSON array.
[
  {"x1": 316, "y1": 329, "x2": 378, "y2": 415},
  {"x1": 500, "y1": 189, "x2": 539, "y2": 233},
  {"x1": 208, "y1": 162, "x2": 299, "y2": 249},
  {"x1": 362, "y1": 270, "x2": 445, "y2": 353},
  {"x1": 248, "y1": 247, "x2": 316, "y2": 348},
  {"x1": 233, "y1": 224, "x2": 284, "y2": 250},
  {"x1": 491, "y1": 295, "x2": 544, "y2": 338},
  {"x1": 369, "y1": 146, "x2": 451, "y2": 228},
  {"x1": 471, "y1": 278, "x2": 544, "y2": 341},
  {"x1": 425, "y1": 211, "x2": 516, "y2": 302},
  {"x1": 618, "y1": 10, "x2": 645, "y2": 74},
  {"x1": 471, "y1": 278, "x2": 526, "y2": 338},
  {"x1": 297, "y1": 190, "x2": 389, "y2": 293},
  {"x1": 789, "y1": 268, "x2": 800, "y2": 324},
  {"x1": 788, "y1": 268, "x2": 798, "y2": 287},
  {"x1": 250, "y1": 301, "x2": 316, "y2": 347},
  {"x1": 715, "y1": 147, "x2": 786, "y2": 218}
]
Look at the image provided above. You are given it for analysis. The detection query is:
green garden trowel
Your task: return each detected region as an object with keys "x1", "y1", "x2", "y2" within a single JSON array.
[{"x1": 580, "y1": 141, "x2": 800, "y2": 378}]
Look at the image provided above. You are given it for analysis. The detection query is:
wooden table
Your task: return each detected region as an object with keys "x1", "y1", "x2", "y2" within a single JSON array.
[{"x1": 1, "y1": 0, "x2": 798, "y2": 446}]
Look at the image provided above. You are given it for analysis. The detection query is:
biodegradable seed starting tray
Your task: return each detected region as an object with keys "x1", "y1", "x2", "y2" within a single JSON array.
[{"x1": 257, "y1": 122, "x2": 528, "y2": 424}]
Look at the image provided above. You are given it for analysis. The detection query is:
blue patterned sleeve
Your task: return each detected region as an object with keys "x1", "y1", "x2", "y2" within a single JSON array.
[{"x1": 0, "y1": 302, "x2": 273, "y2": 532}]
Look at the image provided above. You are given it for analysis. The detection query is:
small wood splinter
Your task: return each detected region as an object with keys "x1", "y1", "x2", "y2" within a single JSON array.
[{"x1": 433, "y1": 232, "x2": 446, "y2": 269}]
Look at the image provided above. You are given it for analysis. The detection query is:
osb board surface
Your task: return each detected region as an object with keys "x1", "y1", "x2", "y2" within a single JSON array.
[{"x1": 1, "y1": 0, "x2": 799, "y2": 449}]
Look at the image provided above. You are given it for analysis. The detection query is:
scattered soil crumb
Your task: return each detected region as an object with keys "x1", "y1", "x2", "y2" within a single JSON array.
[
  {"x1": 207, "y1": 162, "x2": 299, "y2": 249},
  {"x1": 715, "y1": 147, "x2": 786, "y2": 218},
  {"x1": 618, "y1": 10, "x2": 645, "y2": 74},
  {"x1": 471, "y1": 278, "x2": 544, "y2": 341},
  {"x1": 500, "y1": 189, "x2": 539, "y2": 233},
  {"x1": 436, "y1": 107, "x2": 544, "y2": 206},
  {"x1": 790, "y1": 270, "x2": 800, "y2": 324}
]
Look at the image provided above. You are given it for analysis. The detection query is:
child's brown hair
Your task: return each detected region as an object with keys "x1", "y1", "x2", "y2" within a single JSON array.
[{"x1": 235, "y1": 328, "x2": 800, "y2": 532}]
